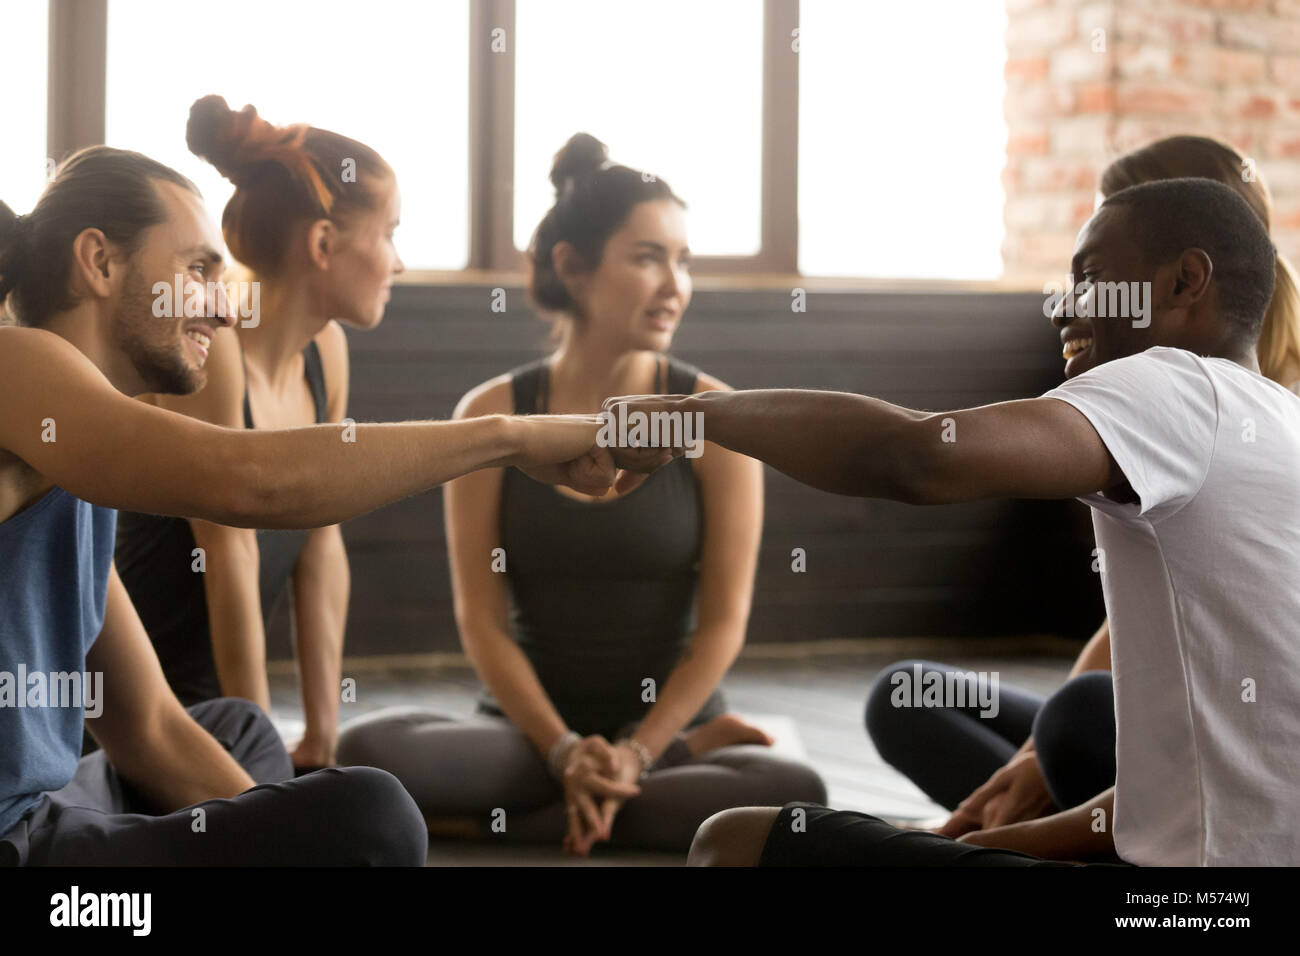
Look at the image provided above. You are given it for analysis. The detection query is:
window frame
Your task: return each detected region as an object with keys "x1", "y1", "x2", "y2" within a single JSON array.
[{"x1": 42, "y1": 0, "x2": 1005, "y2": 289}]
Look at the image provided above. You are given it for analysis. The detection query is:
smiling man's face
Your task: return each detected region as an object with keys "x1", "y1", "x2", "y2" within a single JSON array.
[
  {"x1": 110, "y1": 179, "x2": 232, "y2": 395},
  {"x1": 1052, "y1": 204, "x2": 1168, "y2": 378}
]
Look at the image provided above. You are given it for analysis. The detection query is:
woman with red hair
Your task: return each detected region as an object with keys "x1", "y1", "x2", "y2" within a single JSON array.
[{"x1": 114, "y1": 96, "x2": 403, "y2": 773}]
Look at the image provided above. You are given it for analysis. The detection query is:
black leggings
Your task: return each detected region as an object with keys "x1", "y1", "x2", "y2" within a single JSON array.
[{"x1": 864, "y1": 659, "x2": 1116, "y2": 812}]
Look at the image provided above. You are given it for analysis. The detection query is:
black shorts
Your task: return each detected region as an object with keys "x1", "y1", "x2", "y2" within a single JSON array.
[{"x1": 758, "y1": 802, "x2": 1077, "y2": 867}]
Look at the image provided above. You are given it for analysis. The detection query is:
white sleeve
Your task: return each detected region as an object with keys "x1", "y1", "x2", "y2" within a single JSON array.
[{"x1": 1041, "y1": 348, "x2": 1219, "y2": 520}]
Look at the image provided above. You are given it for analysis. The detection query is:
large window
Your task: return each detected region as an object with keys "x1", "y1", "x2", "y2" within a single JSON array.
[
  {"x1": 513, "y1": 0, "x2": 763, "y2": 257},
  {"x1": 798, "y1": 0, "x2": 1007, "y2": 279},
  {"x1": 35, "y1": 1, "x2": 1016, "y2": 281},
  {"x1": 1, "y1": 1, "x2": 49, "y2": 214},
  {"x1": 105, "y1": 0, "x2": 470, "y2": 270}
]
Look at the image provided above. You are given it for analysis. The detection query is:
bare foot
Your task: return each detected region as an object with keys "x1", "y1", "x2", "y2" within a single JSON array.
[{"x1": 684, "y1": 713, "x2": 775, "y2": 756}]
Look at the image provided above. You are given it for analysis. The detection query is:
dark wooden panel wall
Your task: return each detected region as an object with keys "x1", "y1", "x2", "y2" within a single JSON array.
[{"x1": 266, "y1": 285, "x2": 1105, "y2": 659}]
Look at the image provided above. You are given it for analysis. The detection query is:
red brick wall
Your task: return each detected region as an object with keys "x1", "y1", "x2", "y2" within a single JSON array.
[{"x1": 1003, "y1": 0, "x2": 1300, "y2": 283}]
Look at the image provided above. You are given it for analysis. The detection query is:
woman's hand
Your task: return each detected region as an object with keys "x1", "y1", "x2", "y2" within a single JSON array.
[
  {"x1": 567, "y1": 743, "x2": 645, "y2": 856},
  {"x1": 935, "y1": 749, "x2": 1054, "y2": 838},
  {"x1": 560, "y1": 736, "x2": 641, "y2": 855}
]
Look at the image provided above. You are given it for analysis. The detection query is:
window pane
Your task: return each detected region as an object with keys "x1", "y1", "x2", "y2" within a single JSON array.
[
  {"x1": 106, "y1": 0, "x2": 469, "y2": 270},
  {"x1": 799, "y1": 0, "x2": 1007, "y2": 279},
  {"x1": 514, "y1": 0, "x2": 762, "y2": 256},
  {"x1": 1, "y1": 1, "x2": 49, "y2": 214}
]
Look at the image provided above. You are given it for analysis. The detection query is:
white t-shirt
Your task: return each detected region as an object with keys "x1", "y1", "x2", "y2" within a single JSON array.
[{"x1": 1042, "y1": 346, "x2": 1300, "y2": 866}]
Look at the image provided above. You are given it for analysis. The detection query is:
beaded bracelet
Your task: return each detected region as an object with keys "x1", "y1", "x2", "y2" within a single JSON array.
[
  {"x1": 547, "y1": 731, "x2": 581, "y2": 781},
  {"x1": 618, "y1": 737, "x2": 654, "y2": 776}
]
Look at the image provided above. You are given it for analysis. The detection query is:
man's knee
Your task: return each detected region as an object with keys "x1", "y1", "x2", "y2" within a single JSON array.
[
  {"x1": 687, "y1": 807, "x2": 780, "y2": 867},
  {"x1": 308, "y1": 767, "x2": 427, "y2": 866}
]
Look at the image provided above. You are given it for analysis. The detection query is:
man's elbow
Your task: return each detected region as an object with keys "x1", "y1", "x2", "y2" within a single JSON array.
[
  {"x1": 207, "y1": 439, "x2": 296, "y2": 527},
  {"x1": 86, "y1": 699, "x2": 172, "y2": 776},
  {"x1": 872, "y1": 417, "x2": 962, "y2": 506}
]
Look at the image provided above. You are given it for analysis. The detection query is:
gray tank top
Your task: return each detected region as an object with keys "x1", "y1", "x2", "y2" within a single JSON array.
[
  {"x1": 114, "y1": 340, "x2": 328, "y2": 705},
  {"x1": 477, "y1": 354, "x2": 726, "y2": 738}
]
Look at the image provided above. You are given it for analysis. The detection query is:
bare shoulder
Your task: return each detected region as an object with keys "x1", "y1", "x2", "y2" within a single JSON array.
[
  {"x1": 0, "y1": 325, "x2": 103, "y2": 390},
  {"x1": 0, "y1": 323, "x2": 83, "y2": 362},
  {"x1": 312, "y1": 320, "x2": 350, "y2": 421},
  {"x1": 454, "y1": 374, "x2": 514, "y2": 420},
  {"x1": 313, "y1": 319, "x2": 349, "y2": 375},
  {"x1": 0, "y1": 327, "x2": 117, "y2": 466}
]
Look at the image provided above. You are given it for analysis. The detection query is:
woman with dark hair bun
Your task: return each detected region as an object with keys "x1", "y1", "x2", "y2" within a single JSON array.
[
  {"x1": 113, "y1": 96, "x2": 404, "y2": 773},
  {"x1": 337, "y1": 133, "x2": 826, "y2": 856}
]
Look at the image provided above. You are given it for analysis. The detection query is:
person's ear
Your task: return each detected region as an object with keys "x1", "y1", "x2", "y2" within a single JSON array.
[
  {"x1": 306, "y1": 218, "x2": 336, "y2": 271},
  {"x1": 552, "y1": 240, "x2": 590, "y2": 304},
  {"x1": 1170, "y1": 247, "x2": 1213, "y2": 305},
  {"x1": 67, "y1": 227, "x2": 118, "y2": 301}
]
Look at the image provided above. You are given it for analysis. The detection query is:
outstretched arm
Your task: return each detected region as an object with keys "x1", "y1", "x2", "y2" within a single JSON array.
[
  {"x1": 606, "y1": 388, "x2": 1124, "y2": 505},
  {"x1": 0, "y1": 326, "x2": 614, "y2": 529}
]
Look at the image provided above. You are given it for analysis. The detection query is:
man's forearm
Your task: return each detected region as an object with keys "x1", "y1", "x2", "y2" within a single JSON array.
[
  {"x1": 112, "y1": 707, "x2": 256, "y2": 812},
  {"x1": 687, "y1": 390, "x2": 928, "y2": 499},
  {"x1": 1033, "y1": 787, "x2": 1117, "y2": 860},
  {"x1": 212, "y1": 415, "x2": 518, "y2": 529},
  {"x1": 963, "y1": 787, "x2": 1117, "y2": 861}
]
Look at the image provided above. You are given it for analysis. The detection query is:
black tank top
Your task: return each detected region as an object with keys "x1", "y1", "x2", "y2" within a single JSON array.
[
  {"x1": 114, "y1": 340, "x2": 328, "y2": 706},
  {"x1": 477, "y1": 354, "x2": 726, "y2": 738}
]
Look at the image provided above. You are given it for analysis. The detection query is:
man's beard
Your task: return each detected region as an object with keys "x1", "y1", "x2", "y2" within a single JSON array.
[{"x1": 112, "y1": 267, "x2": 205, "y2": 395}]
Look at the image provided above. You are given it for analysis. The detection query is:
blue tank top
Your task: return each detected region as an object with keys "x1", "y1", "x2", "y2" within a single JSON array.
[{"x1": 0, "y1": 487, "x2": 115, "y2": 838}]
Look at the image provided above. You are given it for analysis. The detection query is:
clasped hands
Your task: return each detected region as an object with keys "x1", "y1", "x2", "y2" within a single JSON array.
[{"x1": 556, "y1": 734, "x2": 646, "y2": 856}]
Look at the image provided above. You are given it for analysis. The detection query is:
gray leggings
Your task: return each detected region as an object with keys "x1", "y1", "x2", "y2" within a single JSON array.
[{"x1": 336, "y1": 707, "x2": 828, "y2": 852}]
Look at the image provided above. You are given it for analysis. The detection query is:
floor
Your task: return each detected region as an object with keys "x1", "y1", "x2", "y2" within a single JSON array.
[{"x1": 267, "y1": 636, "x2": 1076, "y2": 866}]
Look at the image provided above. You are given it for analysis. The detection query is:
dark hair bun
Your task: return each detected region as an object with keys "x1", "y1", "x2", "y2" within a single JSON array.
[
  {"x1": 549, "y1": 133, "x2": 608, "y2": 192},
  {"x1": 0, "y1": 200, "x2": 19, "y2": 249},
  {"x1": 0, "y1": 200, "x2": 26, "y2": 299},
  {"x1": 186, "y1": 94, "x2": 253, "y2": 182}
]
